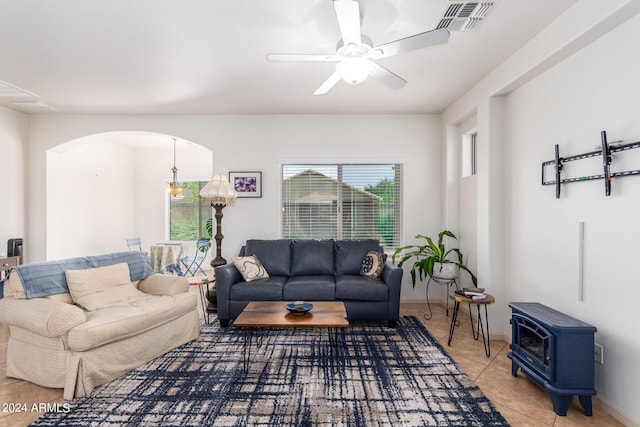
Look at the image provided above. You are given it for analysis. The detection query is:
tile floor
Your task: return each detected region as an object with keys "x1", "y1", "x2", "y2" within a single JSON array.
[
  {"x1": 0, "y1": 302, "x2": 624, "y2": 426},
  {"x1": 401, "y1": 302, "x2": 623, "y2": 427}
]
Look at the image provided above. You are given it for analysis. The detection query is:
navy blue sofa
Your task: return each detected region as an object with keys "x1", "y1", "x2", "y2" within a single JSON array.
[{"x1": 215, "y1": 239, "x2": 403, "y2": 327}]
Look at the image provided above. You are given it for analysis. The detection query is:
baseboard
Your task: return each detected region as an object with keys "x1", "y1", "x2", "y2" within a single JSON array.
[
  {"x1": 400, "y1": 298, "x2": 429, "y2": 304},
  {"x1": 594, "y1": 396, "x2": 639, "y2": 427}
]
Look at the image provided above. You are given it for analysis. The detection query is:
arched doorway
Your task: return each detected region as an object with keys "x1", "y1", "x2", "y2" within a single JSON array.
[{"x1": 46, "y1": 131, "x2": 212, "y2": 259}]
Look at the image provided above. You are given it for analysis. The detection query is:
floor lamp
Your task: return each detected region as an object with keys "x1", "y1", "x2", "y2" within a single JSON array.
[
  {"x1": 199, "y1": 173, "x2": 237, "y2": 314},
  {"x1": 199, "y1": 173, "x2": 237, "y2": 268}
]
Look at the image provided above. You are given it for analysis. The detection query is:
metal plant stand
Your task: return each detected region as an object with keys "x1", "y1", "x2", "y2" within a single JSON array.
[{"x1": 424, "y1": 276, "x2": 458, "y2": 320}]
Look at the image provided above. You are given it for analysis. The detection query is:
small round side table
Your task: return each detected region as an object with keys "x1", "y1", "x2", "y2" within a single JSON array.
[
  {"x1": 447, "y1": 292, "x2": 495, "y2": 357},
  {"x1": 424, "y1": 276, "x2": 459, "y2": 320},
  {"x1": 188, "y1": 277, "x2": 215, "y2": 325}
]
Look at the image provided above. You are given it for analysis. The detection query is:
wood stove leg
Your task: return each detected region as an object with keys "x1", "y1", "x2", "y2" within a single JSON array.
[
  {"x1": 578, "y1": 395, "x2": 593, "y2": 416},
  {"x1": 551, "y1": 394, "x2": 572, "y2": 416}
]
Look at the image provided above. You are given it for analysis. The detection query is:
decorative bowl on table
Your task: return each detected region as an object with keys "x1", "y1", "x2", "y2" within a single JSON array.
[{"x1": 285, "y1": 302, "x2": 313, "y2": 315}]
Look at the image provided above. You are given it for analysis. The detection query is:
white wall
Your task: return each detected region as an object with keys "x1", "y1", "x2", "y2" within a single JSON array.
[
  {"x1": 47, "y1": 140, "x2": 135, "y2": 259},
  {"x1": 26, "y1": 114, "x2": 442, "y2": 300},
  {"x1": 458, "y1": 115, "x2": 478, "y2": 290},
  {"x1": 505, "y1": 12, "x2": 640, "y2": 422},
  {"x1": 442, "y1": 1, "x2": 640, "y2": 424},
  {"x1": 0, "y1": 106, "x2": 27, "y2": 258}
]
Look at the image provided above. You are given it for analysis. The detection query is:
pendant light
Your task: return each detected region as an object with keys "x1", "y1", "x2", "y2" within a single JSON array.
[{"x1": 165, "y1": 138, "x2": 187, "y2": 198}]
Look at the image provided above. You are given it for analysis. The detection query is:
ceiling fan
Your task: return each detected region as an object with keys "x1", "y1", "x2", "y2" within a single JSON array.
[{"x1": 267, "y1": 0, "x2": 450, "y2": 95}]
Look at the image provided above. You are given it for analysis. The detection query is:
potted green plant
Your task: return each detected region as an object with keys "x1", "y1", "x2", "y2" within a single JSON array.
[
  {"x1": 392, "y1": 230, "x2": 477, "y2": 288},
  {"x1": 204, "y1": 218, "x2": 213, "y2": 243}
]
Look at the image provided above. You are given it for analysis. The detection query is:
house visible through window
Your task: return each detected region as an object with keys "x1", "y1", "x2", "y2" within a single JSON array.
[
  {"x1": 169, "y1": 181, "x2": 212, "y2": 241},
  {"x1": 281, "y1": 163, "x2": 402, "y2": 250}
]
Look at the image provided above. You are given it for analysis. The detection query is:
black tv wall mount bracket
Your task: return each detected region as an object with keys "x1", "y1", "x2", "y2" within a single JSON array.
[{"x1": 541, "y1": 130, "x2": 640, "y2": 198}]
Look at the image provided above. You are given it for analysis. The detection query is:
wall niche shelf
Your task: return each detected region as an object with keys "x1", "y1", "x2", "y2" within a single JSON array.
[{"x1": 541, "y1": 130, "x2": 640, "y2": 198}]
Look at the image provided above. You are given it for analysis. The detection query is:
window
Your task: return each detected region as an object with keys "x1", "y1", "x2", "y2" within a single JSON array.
[
  {"x1": 169, "y1": 181, "x2": 212, "y2": 240},
  {"x1": 281, "y1": 163, "x2": 402, "y2": 250}
]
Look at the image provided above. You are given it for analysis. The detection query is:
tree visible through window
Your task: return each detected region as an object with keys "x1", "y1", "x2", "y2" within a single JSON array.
[
  {"x1": 281, "y1": 164, "x2": 402, "y2": 250},
  {"x1": 169, "y1": 181, "x2": 212, "y2": 241}
]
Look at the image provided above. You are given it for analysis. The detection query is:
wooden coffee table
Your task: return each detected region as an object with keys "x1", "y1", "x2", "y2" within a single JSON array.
[{"x1": 233, "y1": 301, "x2": 349, "y2": 370}]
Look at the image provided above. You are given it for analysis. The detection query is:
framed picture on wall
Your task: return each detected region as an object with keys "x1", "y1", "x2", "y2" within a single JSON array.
[{"x1": 229, "y1": 171, "x2": 262, "y2": 198}]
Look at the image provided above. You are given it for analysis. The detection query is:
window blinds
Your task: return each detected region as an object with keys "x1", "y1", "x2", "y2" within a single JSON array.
[{"x1": 281, "y1": 163, "x2": 402, "y2": 250}]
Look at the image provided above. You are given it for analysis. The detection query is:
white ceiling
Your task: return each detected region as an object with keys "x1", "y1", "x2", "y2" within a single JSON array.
[{"x1": 0, "y1": 0, "x2": 577, "y2": 115}]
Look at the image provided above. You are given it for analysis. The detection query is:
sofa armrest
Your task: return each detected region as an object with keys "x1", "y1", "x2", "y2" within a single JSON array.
[
  {"x1": 382, "y1": 261, "x2": 403, "y2": 321},
  {"x1": 214, "y1": 263, "x2": 242, "y2": 321},
  {"x1": 138, "y1": 274, "x2": 189, "y2": 296},
  {"x1": 0, "y1": 297, "x2": 86, "y2": 337}
]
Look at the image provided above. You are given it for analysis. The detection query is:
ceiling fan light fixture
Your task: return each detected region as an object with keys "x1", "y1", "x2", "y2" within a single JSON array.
[
  {"x1": 369, "y1": 48, "x2": 384, "y2": 59},
  {"x1": 267, "y1": 1, "x2": 450, "y2": 95},
  {"x1": 336, "y1": 58, "x2": 374, "y2": 85}
]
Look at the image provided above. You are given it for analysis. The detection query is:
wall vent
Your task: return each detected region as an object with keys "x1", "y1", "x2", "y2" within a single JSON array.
[
  {"x1": 0, "y1": 80, "x2": 37, "y2": 99},
  {"x1": 10, "y1": 99, "x2": 58, "y2": 112},
  {"x1": 0, "y1": 80, "x2": 57, "y2": 112},
  {"x1": 436, "y1": 2, "x2": 496, "y2": 32}
]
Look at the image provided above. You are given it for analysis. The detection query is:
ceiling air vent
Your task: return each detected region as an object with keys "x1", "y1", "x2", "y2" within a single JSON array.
[{"x1": 436, "y1": 2, "x2": 496, "y2": 32}]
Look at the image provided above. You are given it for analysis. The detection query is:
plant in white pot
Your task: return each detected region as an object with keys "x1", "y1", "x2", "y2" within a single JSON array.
[{"x1": 392, "y1": 230, "x2": 477, "y2": 288}]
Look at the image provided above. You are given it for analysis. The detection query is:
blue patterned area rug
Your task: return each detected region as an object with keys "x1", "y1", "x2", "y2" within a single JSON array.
[{"x1": 31, "y1": 316, "x2": 508, "y2": 426}]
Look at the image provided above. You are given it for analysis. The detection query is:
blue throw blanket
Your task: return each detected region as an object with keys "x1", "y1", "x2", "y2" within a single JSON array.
[{"x1": 14, "y1": 251, "x2": 156, "y2": 299}]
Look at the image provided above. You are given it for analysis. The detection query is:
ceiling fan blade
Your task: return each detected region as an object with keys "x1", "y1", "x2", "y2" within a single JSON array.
[
  {"x1": 370, "y1": 63, "x2": 407, "y2": 90},
  {"x1": 267, "y1": 53, "x2": 338, "y2": 62},
  {"x1": 333, "y1": 0, "x2": 362, "y2": 46},
  {"x1": 313, "y1": 71, "x2": 343, "y2": 96},
  {"x1": 370, "y1": 28, "x2": 449, "y2": 59}
]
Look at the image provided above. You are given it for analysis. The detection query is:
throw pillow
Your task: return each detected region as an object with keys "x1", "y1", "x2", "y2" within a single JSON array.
[
  {"x1": 65, "y1": 262, "x2": 146, "y2": 311},
  {"x1": 233, "y1": 256, "x2": 270, "y2": 282},
  {"x1": 360, "y1": 250, "x2": 386, "y2": 280}
]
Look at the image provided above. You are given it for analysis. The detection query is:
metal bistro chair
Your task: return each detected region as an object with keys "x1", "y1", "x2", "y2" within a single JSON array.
[
  {"x1": 178, "y1": 238, "x2": 211, "y2": 277},
  {"x1": 126, "y1": 237, "x2": 142, "y2": 251}
]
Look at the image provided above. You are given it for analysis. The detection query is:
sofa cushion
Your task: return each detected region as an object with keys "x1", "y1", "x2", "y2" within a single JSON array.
[
  {"x1": 66, "y1": 263, "x2": 147, "y2": 311},
  {"x1": 67, "y1": 292, "x2": 196, "y2": 351},
  {"x1": 244, "y1": 239, "x2": 292, "y2": 277},
  {"x1": 334, "y1": 240, "x2": 383, "y2": 275},
  {"x1": 232, "y1": 256, "x2": 269, "y2": 282},
  {"x1": 335, "y1": 275, "x2": 388, "y2": 301},
  {"x1": 45, "y1": 293, "x2": 74, "y2": 304},
  {"x1": 283, "y1": 276, "x2": 336, "y2": 301},
  {"x1": 291, "y1": 239, "x2": 334, "y2": 276},
  {"x1": 360, "y1": 250, "x2": 386, "y2": 280},
  {"x1": 229, "y1": 276, "x2": 286, "y2": 301},
  {"x1": 137, "y1": 274, "x2": 188, "y2": 296}
]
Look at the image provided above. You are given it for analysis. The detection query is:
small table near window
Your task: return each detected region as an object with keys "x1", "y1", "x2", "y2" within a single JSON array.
[
  {"x1": 187, "y1": 276, "x2": 215, "y2": 325},
  {"x1": 149, "y1": 243, "x2": 184, "y2": 274},
  {"x1": 447, "y1": 292, "x2": 495, "y2": 357}
]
